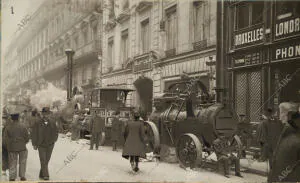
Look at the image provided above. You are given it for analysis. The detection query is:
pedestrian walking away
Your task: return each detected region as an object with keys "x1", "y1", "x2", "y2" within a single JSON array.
[
  {"x1": 111, "y1": 111, "x2": 121, "y2": 151},
  {"x1": 31, "y1": 107, "x2": 58, "y2": 181},
  {"x1": 89, "y1": 111, "x2": 105, "y2": 150},
  {"x1": 3, "y1": 113, "x2": 29, "y2": 181},
  {"x1": 122, "y1": 111, "x2": 147, "y2": 172}
]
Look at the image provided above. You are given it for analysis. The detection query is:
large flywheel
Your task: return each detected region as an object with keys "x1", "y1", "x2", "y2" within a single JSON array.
[
  {"x1": 144, "y1": 121, "x2": 160, "y2": 153},
  {"x1": 176, "y1": 133, "x2": 202, "y2": 168}
]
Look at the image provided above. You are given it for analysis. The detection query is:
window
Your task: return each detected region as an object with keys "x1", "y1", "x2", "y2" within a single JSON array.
[
  {"x1": 235, "y1": 2, "x2": 264, "y2": 30},
  {"x1": 166, "y1": 7, "x2": 177, "y2": 50},
  {"x1": 92, "y1": 26, "x2": 98, "y2": 40},
  {"x1": 121, "y1": 30, "x2": 129, "y2": 64},
  {"x1": 74, "y1": 36, "x2": 79, "y2": 49},
  {"x1": 123, "y1": 0, "x2": 129, "y2": 10},
  {"x1": 108, "y1": 38, "x2": 114, "y2": 69},
  {"x1": 109, "y1": 0, "x2": 115, "y2": 19},
  {"x1": 193, "y1": 1, "x2": 207, "y2": 41},
  {"x1": 83, "y1": 30, "x2": 88, "y2": 45},
  {"x1": 141, "y1": 19, "x2": 150, "y2": 53},
  {"x1": 37, "y1": 37, "x2": 40, "y2": 53},
  {"x1": 92, "y1": 67, "x2": 97, "y2": 79},
  {"x1": 82, "y1": 67, "x2": 86, "y2": 83},
  {"x1": 41, "y1": 33, "x2": 44, "y2": 50},
  {"x1": 276, "y1": 1, "x2": 300, "y2": 18}
]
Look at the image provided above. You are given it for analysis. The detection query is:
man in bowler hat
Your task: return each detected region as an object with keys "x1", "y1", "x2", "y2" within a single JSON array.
[
  {"x1": 3, "y1": 113, "x2": 29, "y2": 181},
  {"x1": 31, "y1": 107, "x2": 58, "y2": 180}
]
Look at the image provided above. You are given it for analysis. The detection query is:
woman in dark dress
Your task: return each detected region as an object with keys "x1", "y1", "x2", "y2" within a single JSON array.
[{"x1": 122, "y1": 112, "x2": 146, "y2": 172}]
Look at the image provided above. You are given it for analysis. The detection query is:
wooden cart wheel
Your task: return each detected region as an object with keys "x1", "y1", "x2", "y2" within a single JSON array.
[
  {"x1": 176, "y1": 133, "x2": 203, "y2": 168},
  {"x1": 144, "y1": 121, "x2": 160, "y2": 152}
]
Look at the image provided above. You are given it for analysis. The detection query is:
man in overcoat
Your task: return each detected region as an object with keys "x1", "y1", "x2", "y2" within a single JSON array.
[
  {"x1": 90, "y1": 112, "x2": 105, "y2": 150},
  {"x1": 122, "y1": 112, "x2": 146, "y2": 172},
  {"x1": 28, "y1": 109, "x2": 40, "y2": 139},
  {"x1": 111, "y1": 111, "x2": 121, "y2": 151},
  {"x1": 31, "y1": 107, "x2": 58, "y2": 180},
  {"x1": 268, "y1": 111, "x2": 300, "y2": 182},
  {"x1": 3, "y1": 113, "x2": 29, "y2": 181},
  {"x1": 71, "y1": 111, "x2": 81, "y2": 141},
  {"x1": 257, "y1": 108, "x2": 283, "y2": 169},
  {"x1": 2, "y1": 113, "x2": 10, "y2": 175}
]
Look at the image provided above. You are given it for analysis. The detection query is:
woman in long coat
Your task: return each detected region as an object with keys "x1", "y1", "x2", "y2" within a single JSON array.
[{"x1": 122, "y1": 112, "x2": 146, "y2": 172}]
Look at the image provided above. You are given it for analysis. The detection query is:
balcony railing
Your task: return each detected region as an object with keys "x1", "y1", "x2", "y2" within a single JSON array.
[
  {"x1": 74, "y1": 40, "x2": 98, "y2": 60},
  {"x1": 44, "y1": 55, "x2": 67, "y2": 74},
  {"x1": 165, "y1": 48, "x2": 176, "y2": 57},
  {"x1": 193, "y1": 39, "x2": 207, "y2": 51}
]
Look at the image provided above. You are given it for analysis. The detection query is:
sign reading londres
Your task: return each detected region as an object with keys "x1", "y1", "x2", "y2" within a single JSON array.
[
  {"x1": 275, "y1": 17, "x2": 300, "y2": 39},
  {"x1": 234, "y1": 28, "x2": 264, "y2": 47}
]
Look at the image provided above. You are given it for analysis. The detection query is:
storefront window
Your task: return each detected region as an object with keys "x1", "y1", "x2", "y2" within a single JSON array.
[
  {"x1": 276, "y1": 1, "x2": 300, "y2": 17},
  {"x1": 235, "y1": 2, "x2": 264, "y2": 30},
  {"x1": 237, "y1": 5, "x2": 250, "y2": 30},
  {"x1": 235, "y1": 70, "x2": 262, "y2": 122},
  {"x1": 252, "y1": 2, "x2": 264, "y2": 25}
]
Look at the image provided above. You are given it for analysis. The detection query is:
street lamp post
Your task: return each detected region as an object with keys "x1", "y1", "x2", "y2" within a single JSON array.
[
  {"x1": 206, "y1": 56, "x2": 216, "y2": 101},
  {"x1": 65, "y1": 49, "x2": 75, "y2": 101}
]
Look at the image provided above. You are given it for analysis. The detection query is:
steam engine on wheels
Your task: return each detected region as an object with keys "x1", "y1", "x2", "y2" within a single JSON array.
[{"x1": 144, "y1": 76, "x2": 244, "y2": 168}]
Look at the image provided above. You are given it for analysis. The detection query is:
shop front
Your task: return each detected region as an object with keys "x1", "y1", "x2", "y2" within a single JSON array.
[{"x1": 226, "y1": 1, "x2": 300, "y2": 122}]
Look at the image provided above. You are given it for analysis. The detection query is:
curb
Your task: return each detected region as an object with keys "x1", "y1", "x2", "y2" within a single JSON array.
[{"x1": 241, "y1": 165, "x2": 268, "y2": 177}]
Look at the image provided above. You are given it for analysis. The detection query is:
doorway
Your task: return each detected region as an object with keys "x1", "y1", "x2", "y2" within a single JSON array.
[{"x1": 134, "y1": 77, "x2": 153, "y2": 118}]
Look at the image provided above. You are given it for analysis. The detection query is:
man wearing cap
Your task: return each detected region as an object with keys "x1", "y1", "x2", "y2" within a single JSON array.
[
  {"x1": 268, "y1": 111, "x2": 300, "y2": 182},
  {"x1": 3, "y1": 113, "x2": 29, "y2": 181},
  {"x1": 31, "y1": 107, "x2": 58, "y2": 180}
]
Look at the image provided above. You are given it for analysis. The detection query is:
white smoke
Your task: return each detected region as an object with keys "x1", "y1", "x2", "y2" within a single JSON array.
[{"x1": 30, "y1": 82, "x2": 67, "y2": 111}]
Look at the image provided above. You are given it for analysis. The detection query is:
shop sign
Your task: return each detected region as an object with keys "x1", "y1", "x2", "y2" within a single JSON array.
[
  {"x1": 133, "y1": 53, "x2": 154, "y2": 73},
  {"x1": 234, "y1": 27, "x2": 264, "y2": 48},
  {"x1": 275, "y1": 17, "x2": 300, "y2": 40},
  {"x1": 233, "y1": 52, "x2": 261, "y2": 67},
  {"x1": 273, "y1": 42, "x2": 300, "y2": 61}
]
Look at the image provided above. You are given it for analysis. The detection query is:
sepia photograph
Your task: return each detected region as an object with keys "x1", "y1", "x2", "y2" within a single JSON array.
[{"x1": 1, "y1": 0, "x2": 300, "y2": 182}]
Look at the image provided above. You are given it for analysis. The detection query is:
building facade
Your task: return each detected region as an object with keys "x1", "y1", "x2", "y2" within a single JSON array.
[
  {"x1": 224, "y1": 1, "x2": 300, "y2": 122},
  {"x1": 3, "y1": 0, "x2": 103, "y2": 103},
  {"x1": 102, "y1": 0, "x2": 217, "y2": 115}
]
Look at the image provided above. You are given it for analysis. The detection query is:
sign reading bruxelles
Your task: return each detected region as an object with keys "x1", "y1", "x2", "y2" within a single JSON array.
[
  {"x1": 234, "y1": 28, "x2": 264, "y2": 48},
  {"x1": 275, "y1": 17, "x2": 300, "y2": 39}
]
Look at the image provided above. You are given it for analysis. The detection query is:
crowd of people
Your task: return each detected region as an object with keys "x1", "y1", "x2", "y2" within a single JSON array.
[
  {"x1": 1, "y1": 105, "x2": 149, "y2": 181},
  {"x1": 2, "y1": 101, "x2": 300, "y2": 182},
  {"x1": 2, "y1": 107, "x2": 58, "y2": 181}
]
